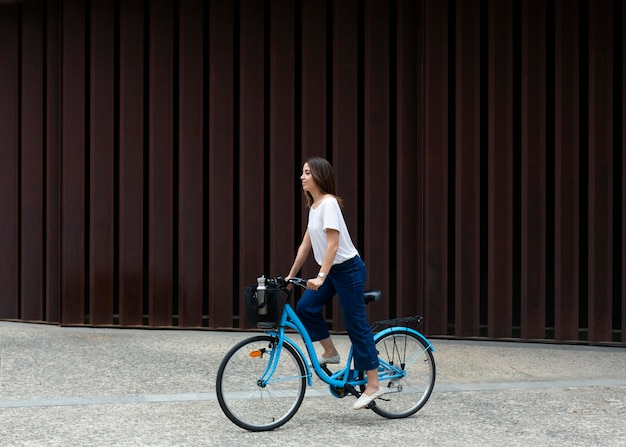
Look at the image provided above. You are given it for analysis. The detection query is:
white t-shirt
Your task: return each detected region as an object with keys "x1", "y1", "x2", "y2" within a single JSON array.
[{"x1": 308, "y1": 197, "x2": 359, "y2": 266}]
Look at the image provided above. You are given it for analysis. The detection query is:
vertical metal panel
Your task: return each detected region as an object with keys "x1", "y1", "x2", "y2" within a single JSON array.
[
  {"x1": 487, "y1": 0, "x2": 513, "y2": 338},
  {"x1": 61, "y1": 0, "x2": 87, "y2": 324},
  {"x1": 520, "y1": 0, "x2": 547, "y2": 339},
  {"x1": 299, "y1": 0, "x2": 325, "y2": 278},
  {"x1": 301, "y1": 0, "x2": 327, "y2": 158},
  {"x1": 46, "y1": 0, "x2": 61, "y2": 323},
  {"x1": 89, "y1": 0, "x2": 115, "y2": 324},
  {"x1": 331, "y1": 0, "x2": 359, "y2": 331},
  {"x1": 268, "y1": 0, "x2": 296, "y2": 277},
  {"x1": 454, "y1": 0, "x2": 481, "y2": 337},
  {"x1": 587, "y1": 0, "x2": 613, "y2": 342},
  {"x1": 395, "y1": 0, "x2": 423, "y2": 318},
  {"x1": 238, "y1": 0, "x2": 265, "y2": 328},
  {"x1": 0, "y1": 5, "x2": 20, "y2": 319},
  {"x1": 148, "y1": 0, "x2": 174, "y2": 326},
  {"x1": 21, "y1": 0, "x2": 45, "y2": 321},
  {"x1": 363, "y1": 0, "x2": 390, "y2": 321},
  {"x1": 208, "y1": 0, "x2": 235, "y2": 328},
  {"x1": 623, "y1": 1, "x2": 626, "y2": 344},
  {"x1": 178, "y1": 0, "x2": 204, "y2": 327},
  {"x1": 118, "y1": 0, "x2": 145, "y2": 326},
  {"x1": 554, "y1": 0, "x2": 580, "y2": 341},
  {"x1": 423, "y1": 0, "x2": 449, "y2": 336}
]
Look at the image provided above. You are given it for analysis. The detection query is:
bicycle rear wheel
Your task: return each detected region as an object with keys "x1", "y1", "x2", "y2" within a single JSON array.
[
  {"x1": 369, "y1": 330, "x2": 435, "y2": 418},
  {"x1": 216, "y1": 335, "x2": 307, "y2": 431}
]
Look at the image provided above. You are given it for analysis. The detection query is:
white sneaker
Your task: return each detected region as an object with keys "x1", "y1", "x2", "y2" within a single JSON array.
[
  {"x1": 318, "y1": 353, "x2": 340, "y2": 364},
  {"x1": 353, "y1": 387, "x2": 386, "y2": 410}
]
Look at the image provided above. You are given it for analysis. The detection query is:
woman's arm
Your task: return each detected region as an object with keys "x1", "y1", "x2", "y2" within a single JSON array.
[
  {"x1": 307, "y1": 229, "x2": 338, "y2": 290},
  {"x1": 287, "y1": 229, "x2": 312, "y2": 278}
]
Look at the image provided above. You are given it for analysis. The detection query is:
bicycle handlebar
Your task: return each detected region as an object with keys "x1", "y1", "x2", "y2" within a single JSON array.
[{"x1": 263, "y1": 276, "x2": 308, "y2": 290}]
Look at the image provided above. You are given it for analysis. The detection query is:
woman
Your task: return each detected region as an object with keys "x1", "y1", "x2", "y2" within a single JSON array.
[{"x1": 286, "y1": 156, "x2": 385, "y2": 410}]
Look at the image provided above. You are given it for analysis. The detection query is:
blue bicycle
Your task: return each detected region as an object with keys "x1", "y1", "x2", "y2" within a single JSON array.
[{"x1": 216, "y1": 276, "x2": 436, "y2": 431}]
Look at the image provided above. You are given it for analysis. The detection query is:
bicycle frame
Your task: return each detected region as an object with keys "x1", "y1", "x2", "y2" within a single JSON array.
[{"x1": 257, "y1": 299, "x2": 434, "y2": 392}]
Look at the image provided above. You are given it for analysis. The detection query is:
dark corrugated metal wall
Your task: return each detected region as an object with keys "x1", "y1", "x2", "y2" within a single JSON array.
[{"x1": 0, "y1": 0, "x2": 623, "y2": 344}]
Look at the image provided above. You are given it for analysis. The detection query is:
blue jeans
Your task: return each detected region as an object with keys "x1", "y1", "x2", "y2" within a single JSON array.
[{"x1": 296, "y1": 256, "x2": 379, "y2": 371}]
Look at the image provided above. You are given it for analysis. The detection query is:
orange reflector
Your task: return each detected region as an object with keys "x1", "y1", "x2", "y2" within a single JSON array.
[{"x1": 249, "y1": 350, "x2": 262, "y2": 358}]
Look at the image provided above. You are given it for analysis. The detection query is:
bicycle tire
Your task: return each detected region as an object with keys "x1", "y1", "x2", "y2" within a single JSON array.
[
  {"x1": 216, "y1": 335, "x2": 307, "y2": 431},
  {"x1": 369, "y1": 330, "x2": 436, "y2": 418}
]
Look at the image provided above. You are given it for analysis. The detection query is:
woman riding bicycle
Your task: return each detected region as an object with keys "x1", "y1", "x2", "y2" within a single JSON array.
[{"x1": 286, "y1": 156, "x2": 385, "y2": 410}]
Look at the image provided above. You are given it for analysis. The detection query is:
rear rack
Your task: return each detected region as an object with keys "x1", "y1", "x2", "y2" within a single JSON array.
[{"x1": 371, "y1": 315, "x2": 424, "y2": 330}]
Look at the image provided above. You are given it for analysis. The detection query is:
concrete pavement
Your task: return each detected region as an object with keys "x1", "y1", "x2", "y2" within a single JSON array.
[{"x1": 1, "y1": 321, "x2": 625, "y2": 446}]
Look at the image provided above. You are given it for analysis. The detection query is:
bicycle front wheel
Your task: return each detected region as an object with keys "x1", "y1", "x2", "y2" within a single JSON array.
[
  {"x1": 216, "y1": 335, "x2": 307, "y2": 431},
  {"x1": 370, "y1": 330, "x2": 436, "y2": 418}
]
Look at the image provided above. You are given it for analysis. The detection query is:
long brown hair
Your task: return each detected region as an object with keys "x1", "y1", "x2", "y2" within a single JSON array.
[{"x1": 303, "y1": 157, "x2": 343, "y2": 208}]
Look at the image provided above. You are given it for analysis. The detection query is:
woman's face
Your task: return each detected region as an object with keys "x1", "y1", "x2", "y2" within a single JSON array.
[{"x1": 300, "y1": 162, "x2": 317, "y2": 193}]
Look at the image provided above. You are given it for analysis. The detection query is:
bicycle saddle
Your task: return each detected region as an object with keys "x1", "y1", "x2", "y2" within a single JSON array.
[{"x1": 364, "y1": 289, "x2": 382, "y2": 304}]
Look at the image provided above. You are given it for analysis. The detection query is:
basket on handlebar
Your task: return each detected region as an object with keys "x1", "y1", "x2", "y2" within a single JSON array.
[{"x1": 243, "y1": 283, "x2": 284, "y2": 327}]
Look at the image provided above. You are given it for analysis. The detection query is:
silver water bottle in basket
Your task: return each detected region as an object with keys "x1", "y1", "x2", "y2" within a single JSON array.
[{"x1": 256, "y1": 275, "x2": 268, "y2": 315}]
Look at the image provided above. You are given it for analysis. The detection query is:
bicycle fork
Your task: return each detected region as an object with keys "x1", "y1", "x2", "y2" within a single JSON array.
[
  {"x1": 254, "y1": 336, "x2": 284, "y2": 387},
  {"x1": 255, "y1": 333, "x2": 311, "y2": 388}
]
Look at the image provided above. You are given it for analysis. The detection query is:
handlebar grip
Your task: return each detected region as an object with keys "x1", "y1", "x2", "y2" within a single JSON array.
[{"x1": 287, "y1": 277, "x2": 308, "y2": 289}]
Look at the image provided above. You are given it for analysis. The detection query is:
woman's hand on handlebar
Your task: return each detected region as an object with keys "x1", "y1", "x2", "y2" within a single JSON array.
[
  {"x1": 283, "y1": 276, "x2": 294, "y2": 290},
  {"x1": 306, "y1": 276, "x2": 324, "y2": 291}
]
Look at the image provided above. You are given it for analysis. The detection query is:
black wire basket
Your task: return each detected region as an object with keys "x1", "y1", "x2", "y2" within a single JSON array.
[{"x1": 243, "y1": 285, "x2": 283, "y2": 327}]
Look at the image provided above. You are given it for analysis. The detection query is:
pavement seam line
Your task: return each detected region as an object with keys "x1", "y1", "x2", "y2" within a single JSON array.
[{"x1": 2, "y1": 379, "x2": 626, "y2": 409}]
